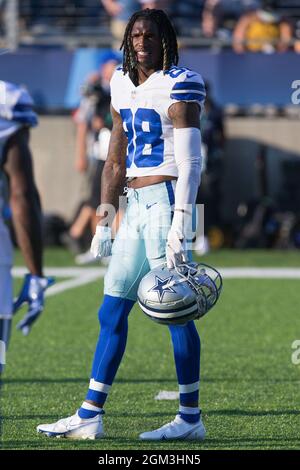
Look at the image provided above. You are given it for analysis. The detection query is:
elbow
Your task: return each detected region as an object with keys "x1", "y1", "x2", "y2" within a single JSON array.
[
  {"x1": 103, "y1": 160, "x2": 126, "y2": 181},
  {"x1": 10, "y1": 187, "x2": 37, "y2": 210}
]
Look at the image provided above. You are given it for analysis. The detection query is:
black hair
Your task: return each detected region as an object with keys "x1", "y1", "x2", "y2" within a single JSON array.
[{"x1": 120, "y1": 8, "x2": 178, "y2": 86}]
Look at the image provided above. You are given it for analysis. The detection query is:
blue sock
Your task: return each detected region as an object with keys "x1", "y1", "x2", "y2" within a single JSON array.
[
  {"x1": 179, "y1": 405, "x2": 201, "y2": 423},
  {"x1": 78, "y1": 401, "x2": 104, "y2": 419},
  {"x1": 85, "y1": 295, "x2": 134, "y2": 406},
  {"x1": 168, "y1": 321, "x2": 200, "y2": 385},
  {"x1": 168, "y1": 321, "x2": 201, "y2": 417}
]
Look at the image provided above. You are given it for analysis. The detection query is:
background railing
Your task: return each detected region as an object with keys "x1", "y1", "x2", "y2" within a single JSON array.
[{"x1": 1, "y1": 0, "x2": 300, "y2": 49}]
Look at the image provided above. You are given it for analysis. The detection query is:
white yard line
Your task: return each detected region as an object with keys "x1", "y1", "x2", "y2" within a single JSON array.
[
  {"x1": 12, "y1": 267, "x2": 106, "y2": 297},
  {"x1": 11, "y1": 266, "x2": 300, "y2": 298},
  {"x1": 12, "y1": 267, "x2": 106, "y2": 277},
  {"x1": 219, "y1": 268, "x2": 300, "y2": 279}
]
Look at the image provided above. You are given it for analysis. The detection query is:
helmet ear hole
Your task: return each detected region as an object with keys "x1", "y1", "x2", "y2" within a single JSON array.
[{"x1": 137, "y1": 262, "x2": 222, "y2": 325}]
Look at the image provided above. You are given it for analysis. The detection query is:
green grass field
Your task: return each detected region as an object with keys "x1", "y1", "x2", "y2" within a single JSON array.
[{"x1": 1, "y1": 249, "x2": 300, "y2": 450}]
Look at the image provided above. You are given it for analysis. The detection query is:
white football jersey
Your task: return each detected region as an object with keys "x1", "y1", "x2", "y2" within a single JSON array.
[{"x1": 110, "y1": 66, "x2": 205, "y2": 178}]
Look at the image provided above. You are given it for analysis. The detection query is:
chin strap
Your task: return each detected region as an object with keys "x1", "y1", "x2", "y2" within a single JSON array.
[{"x1": 163, "y1": 262, "x2": 223, "y2": 317}]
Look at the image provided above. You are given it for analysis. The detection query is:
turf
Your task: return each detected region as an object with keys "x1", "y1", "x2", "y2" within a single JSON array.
[
  {"x1": 1, "y1": 250, "x2": 300, "y2": 450},
  {"x1": 13, "y1": 247, "x2": 300, "y2": 267}
]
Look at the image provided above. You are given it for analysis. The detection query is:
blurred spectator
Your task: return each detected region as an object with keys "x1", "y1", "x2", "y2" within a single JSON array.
[
  {"x1": 101, "y1": 57, "x2": 119, "y2": 93},
  {"x1": 295, "y1": 40, "x2": 300, "y2": 53},
  {"x1": 202, "y1": 0, "x2": 260, "y2": 38},
  {"x1": 202, "y1": 0, "x2": 219, "y2": 38},
  {"x1": 195, "y1": 81, "x2": 225, "y2": 254},
  {"x1": 101, "y1": 0, "x2": 140, "y2": 48},
  {"x1": 67, "y1": 60, "x2": 118, "y2": 260},
  {"x1": 73, "y1": 104, "x2": 112, "y2": 264},
  {"x1": 201, "y1": 82, "x2": 225, "y2": 170},
  {"x1": 0, "y1": 0, "x2": 5, "y2": 37},
  {"x1": 233, "y1": 0, "x2": 293, "y2": 53},
  {"x1": 140, "y1": 1, "x2": 170, "y2": 12},
  {"x1": 171, "y1": 1, "x2": 205, "y2": 37}
]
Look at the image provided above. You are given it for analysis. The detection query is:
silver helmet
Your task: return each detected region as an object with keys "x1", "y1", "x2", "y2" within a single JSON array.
[{"x1": 137, "y1": 262, "x2": 222, "y2": 325}]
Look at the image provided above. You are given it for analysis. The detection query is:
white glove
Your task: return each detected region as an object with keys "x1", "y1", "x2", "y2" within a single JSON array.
[
  {"x1": 90, "y1": 226, "x2": 112, "y2": 259},
  {"x1": 166, "y1": 230, "x2": 188, "y2": 269}
]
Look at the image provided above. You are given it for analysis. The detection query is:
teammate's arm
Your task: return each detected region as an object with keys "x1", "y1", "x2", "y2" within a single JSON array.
[
  {"x1": 3, "y1": 127, "x2": 54, "y2": 335},
  {"x1": 167, "y1": 101, "x2": 202, "y2": 268},
  {"x1": 90, "y1": 105, "x2": 127, "y2": 258},
  {"x1": 3, "y1": 128, "x2": 43, "y2": 276}
]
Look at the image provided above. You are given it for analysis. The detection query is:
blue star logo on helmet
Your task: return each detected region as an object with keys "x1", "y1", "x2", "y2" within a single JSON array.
[
  {"x1": 149, "y1": 276, "x2": 176, "y2": 303},
  {"x1": 138, "y1": 263, "x2": 222, "y2": 325}
]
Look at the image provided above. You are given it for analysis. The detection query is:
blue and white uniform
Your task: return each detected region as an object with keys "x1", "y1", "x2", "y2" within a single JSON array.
[
  {"x1": 111, "y1": 65, "x2": 205, "y2": 179},
  {"x1": 0, "y1": 82, "x2": 37, "y2": 324},
  {"x1": 83, "y1": 67, "x2": 206, "y2": 424},
  {"x1": 105, "y1": 66, "x2": 205, "y2": 299}
]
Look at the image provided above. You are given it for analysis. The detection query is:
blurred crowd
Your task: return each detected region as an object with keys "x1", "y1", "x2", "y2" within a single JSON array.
[
  {"x1": 1, "y1": 0, "x2": 300, "y2": 52},
  {"x1": 61, "y1": 59, "x2": 118, "y2": 264},
  {"x1": 2, "y1": 2, "x2": 300, "y2": 257}
]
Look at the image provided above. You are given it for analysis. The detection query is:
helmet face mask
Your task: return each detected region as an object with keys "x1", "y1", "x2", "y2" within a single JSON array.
[{"x1": 137, "y1": 262, "x2": 222, "y2": 326}]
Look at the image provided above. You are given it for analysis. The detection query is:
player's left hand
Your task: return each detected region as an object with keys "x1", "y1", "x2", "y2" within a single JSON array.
[
  {"x1": 13, "y1": 274, "x2": 55, "y2": 336},
  {"x1": 166, "y1": 230, "x2": 188, "y2": 269}
]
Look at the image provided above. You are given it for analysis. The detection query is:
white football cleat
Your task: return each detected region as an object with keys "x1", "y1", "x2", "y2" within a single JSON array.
[
  {"x1": 139, "y1": 414, "x2": 206, "y2": 441},
  {"x1": 37, "y1": 411, "x2": 104, "y2": 440}
]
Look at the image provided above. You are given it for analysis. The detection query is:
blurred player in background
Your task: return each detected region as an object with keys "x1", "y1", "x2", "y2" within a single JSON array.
[
  {"x1": 37, "y1": 9, "x2": 206, "y2": 441},
  {"x1": 74, "y1": 102, "x2": 113, "y2": 265},
  {"x1": 0, "y1": 81, "x2": 53, "y2": 373},
  {"x1": 68, "y1": 60, "x2": 117, "y2": 262},
  {"x1": 195, "y1": 81, "x2": 225, "y2": 255}
]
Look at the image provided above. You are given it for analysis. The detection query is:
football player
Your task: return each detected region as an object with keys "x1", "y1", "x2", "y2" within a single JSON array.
[
  {"x1": 0, "y1": 81, "x2": 53, "y2": 373},
  {"x1": 37, "y1": 8, "x2": 206, "y2": 440}
]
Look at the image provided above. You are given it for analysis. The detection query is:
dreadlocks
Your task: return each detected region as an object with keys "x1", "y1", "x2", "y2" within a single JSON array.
[{"x1": 120, "y1": 9, "x2": 179, "y2": 87}]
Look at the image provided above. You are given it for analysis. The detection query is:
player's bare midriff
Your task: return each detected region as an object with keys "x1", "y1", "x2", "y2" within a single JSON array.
[{"x1": 127, "y1": 175, "x2": 177, "y2": 189}]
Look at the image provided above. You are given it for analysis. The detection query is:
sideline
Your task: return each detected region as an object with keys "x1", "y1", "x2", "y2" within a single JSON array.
[{"x1": 12, "y1": 266, "x2": 300, "y2": 297}]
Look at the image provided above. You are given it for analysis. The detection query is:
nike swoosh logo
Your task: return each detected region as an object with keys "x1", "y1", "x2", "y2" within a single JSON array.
[
  {"x1": 186, "y1": 73, "x2": 197, "y2": 79},
  {"x1": 146, "y1": 202, "x2": 157, "y2": 210},
  {"x1": 158, "y1": 426, "x2": 204, "y2": 441}
]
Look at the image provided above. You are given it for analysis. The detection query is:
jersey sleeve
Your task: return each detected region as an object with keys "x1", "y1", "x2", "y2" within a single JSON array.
[
  {"x1": 0, "y1": 81, "x2": 38, "y2": 128},
  {"x1": 110, "y1": 67, "x2": 123, "y2": 114},
  {"x1": 164, "y1": 68, "x2": 206, "y2": 118}
]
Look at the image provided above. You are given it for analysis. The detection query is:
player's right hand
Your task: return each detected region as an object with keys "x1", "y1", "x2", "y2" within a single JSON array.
[{"x1": 90, "y1": 225, "x2": 112, "y2": 258}]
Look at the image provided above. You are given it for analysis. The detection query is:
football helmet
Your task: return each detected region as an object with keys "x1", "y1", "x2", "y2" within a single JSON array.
[{"x1": 137, "y1": 262, "x2": 222, "y2": 325}]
